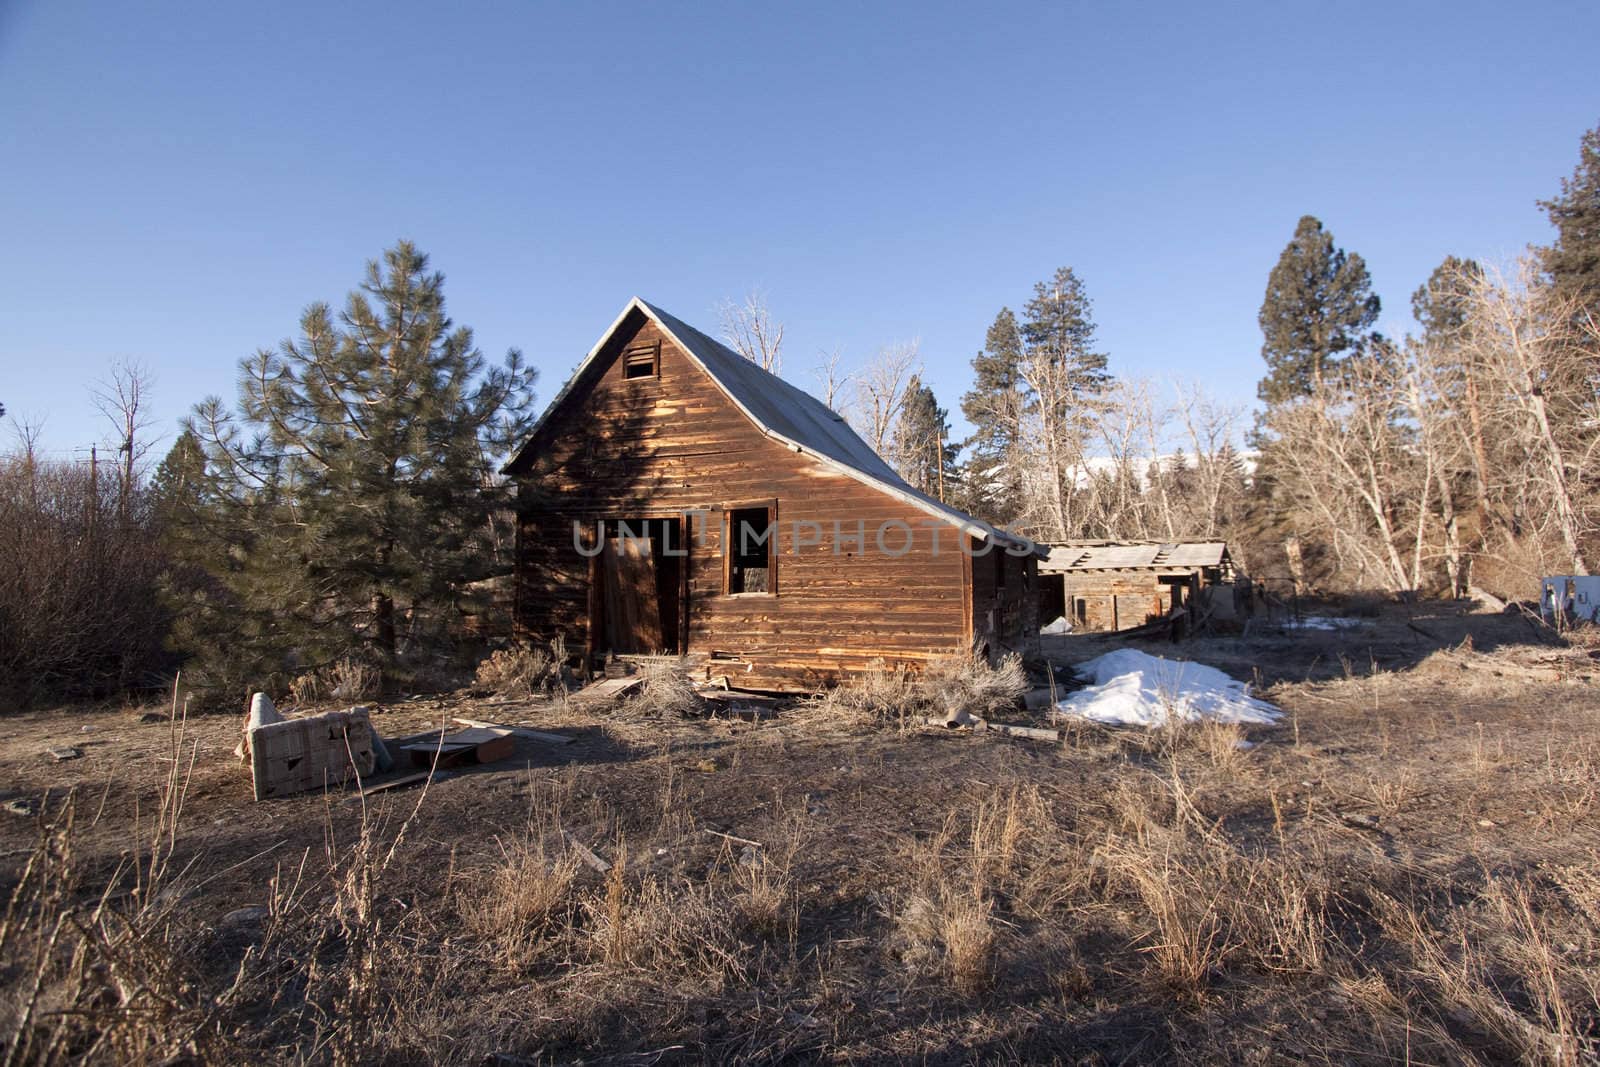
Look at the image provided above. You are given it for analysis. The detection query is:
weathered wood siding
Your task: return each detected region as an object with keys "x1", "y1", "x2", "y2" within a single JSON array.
[
  {"x1": 967, "y1": 538, "x2": 1039, "y2": 657},
  {"x1": 511, "y1": 310, "x2": 1009, "y2": 688}
]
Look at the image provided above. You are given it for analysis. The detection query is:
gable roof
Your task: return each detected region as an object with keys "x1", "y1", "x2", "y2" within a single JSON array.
[{"x1": 504, "y1": 297, "x2": 1036, "y2": 552}]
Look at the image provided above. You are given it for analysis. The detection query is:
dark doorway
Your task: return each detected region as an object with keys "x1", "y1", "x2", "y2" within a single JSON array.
[
  {"x1": 1038, "y1": 573, "x2": 1066, "y2": 626},
  {"x1": 596, "y1": 517, "x2": 684, "y2": 655}
]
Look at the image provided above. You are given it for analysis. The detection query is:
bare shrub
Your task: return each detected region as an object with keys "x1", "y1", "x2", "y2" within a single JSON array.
[
  {"x1": 619, "y1": 662, "x2": 702, "y2": 719},
  {"x1": 799, "y1": 648, "x2": 1026, "y2": 728},
  {"x1": 795, "y1": 660, "x2": 918, "y2": 728},
  {"x1": 923, "y1": 648, "x2": 1029, "y2": 719},
  {"x1": 0, "y1": 449, "x2": 170, "y2": 706},
  {"x1": 475, "y1": 644, "x2": 554, "y2": 698},
  {"x1": 325, "y1": 655, "x2": 381, "y2": 700},
  {"x1": 287, "y1": 670, "x2": 323, "y2": 706}
]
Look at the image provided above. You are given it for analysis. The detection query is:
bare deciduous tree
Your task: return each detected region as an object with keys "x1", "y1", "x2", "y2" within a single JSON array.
[
  {"x1": 851, "y1": 341, "x2": 921, "y2": 459},
  {"x1": 810, "y1": 347, "x2": 853, "y2": 411},
  {"x1": 92, "y1": 358, "x2": 157, "y2": 521},
  {"x1": 718, "y1": 290, "x2": 784, "y2": 373}
]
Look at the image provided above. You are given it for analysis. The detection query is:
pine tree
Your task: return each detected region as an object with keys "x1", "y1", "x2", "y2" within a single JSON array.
[
  {"x1": 1539, "y1": 121, "x2": 1600, "y2": 319},
  {"x1": 1411, "y1": 255, "x2": 1483, "y2": 343},
  {"x1": 183, "y1": 242, "x2": 538, "y2": 682},
  {"x1": 1022, "y1": 269, "x2": 1108, "y2": 382},
  {"x1": 892, "y1": 375, "x2": 957, "y2": 498},
  {"x1": 1256, "y1": 215, "x2": 1380, "y2": 405},
  {"x1": 1019, "y1": 266, "x2": 1110, "y2": 539},
  {"x1": 959, "y1": 309, "x2": 1026, "y2": 523}
]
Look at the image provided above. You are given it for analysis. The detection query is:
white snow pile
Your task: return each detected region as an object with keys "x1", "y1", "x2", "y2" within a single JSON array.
[
  {"x1": 1040, "y1": 616, "x2": 1073, "y2": 635},
  {"x1": 1053, "y1": 649, "x2": 1281, "y2": 727},
  {"x1": 1281, "y1": 616, "x2": 1363, "y2": 631}
]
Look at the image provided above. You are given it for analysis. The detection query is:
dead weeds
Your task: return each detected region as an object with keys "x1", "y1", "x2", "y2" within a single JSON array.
[{"x1": 3, "y1": 604, "x2": 1600, "y2": 1063}]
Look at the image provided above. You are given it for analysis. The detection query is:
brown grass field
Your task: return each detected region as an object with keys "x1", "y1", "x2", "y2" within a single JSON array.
[{"x1": 2, "y1": 601, "x2": 1598, "y2": 1065}]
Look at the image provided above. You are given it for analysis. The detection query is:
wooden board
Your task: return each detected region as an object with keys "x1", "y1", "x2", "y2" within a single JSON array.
[
  {"x1": 568, "y1": 676, "x2": 644, "y2": 705},
  {"x1": 451, "y1": 717, "x2": 575, "y2": 745}
]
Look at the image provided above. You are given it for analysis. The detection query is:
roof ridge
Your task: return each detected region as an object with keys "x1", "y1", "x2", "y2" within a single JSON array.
[{"x1": 505, "y1": 297, "x2": 1038, "y2": 553}]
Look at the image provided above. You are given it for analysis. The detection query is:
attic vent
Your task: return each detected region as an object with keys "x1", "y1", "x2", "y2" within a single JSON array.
[{"x1": 622, "y1": 342, "x2": 660, "y2": 380}]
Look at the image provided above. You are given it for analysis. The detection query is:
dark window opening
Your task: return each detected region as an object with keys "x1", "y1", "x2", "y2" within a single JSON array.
[
  {"x1": 622, "y1": 342, "x2": 660, "y2": 380},
  {"x1": 727, "y1": 505, "x2": 774, "y2": 594},
  {"x1": 993, "y1": 545, "x2": 1007, "y2": 590}
]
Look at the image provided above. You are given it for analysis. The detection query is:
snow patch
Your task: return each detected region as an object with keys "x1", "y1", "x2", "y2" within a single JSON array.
[
  {"x1": 1281, "y1": 616, "x2": 1363, "y2": 631},
  {"x1": 1054, "y1": 649, "x2": 1280, "y2": 727},
  {"x1": 1041, "y1": 616, "x2": 1072, "y2": 635}
]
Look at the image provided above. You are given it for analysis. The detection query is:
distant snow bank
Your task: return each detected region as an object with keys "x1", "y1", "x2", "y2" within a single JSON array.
[{"x1": 1053, "y1": 649, "x2": 1281, "y2": 727}]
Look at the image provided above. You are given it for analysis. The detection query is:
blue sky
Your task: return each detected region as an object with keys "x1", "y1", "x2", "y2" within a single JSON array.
[{"x1": 2, "y1": 0, "x2": 1596, "y2": 461}]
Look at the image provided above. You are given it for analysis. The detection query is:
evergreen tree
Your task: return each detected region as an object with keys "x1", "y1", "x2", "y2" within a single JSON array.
[
  {"x1": 150, "y1": 429, "x2": 209, "y2": 524},
  {"x1": 1411, "y1": 255, "x2": 1484, "y2": 343},
  {"x1": 959, "y1": 309, "x2": 1026, "y2": 523},
  {"x1": 1021, "y1": 267, "x2": 1110, "y2": 394},
  {"x1": 1256, "y1": 215, "x2": 1380, "y2": 405},
  {"x1": 1539, "y1": 121, "x2": 1600, "y2": 318},
  {"x1": 1019, "y1": 266, "x2": 1110, "y2": 539},
  {"x1": 893, "y1": 375, "x2": 957, "y2": 498},
  {"x1": 183, "y1": 242, "x2": 538, "y2": 682}
]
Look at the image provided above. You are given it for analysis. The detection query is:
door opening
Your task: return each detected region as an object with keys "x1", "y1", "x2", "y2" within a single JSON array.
[{"x1": 595, "y1": 517, "x2": 685, "y2": 655}]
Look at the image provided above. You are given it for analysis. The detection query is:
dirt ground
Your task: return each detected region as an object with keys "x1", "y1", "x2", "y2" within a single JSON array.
[{"x1": 2, "y1": 600, "x2": 1598, "y2": 1064}]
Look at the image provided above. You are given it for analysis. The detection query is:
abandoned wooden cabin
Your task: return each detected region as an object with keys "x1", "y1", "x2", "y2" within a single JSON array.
[
  {"x1": 503, "y1": 298, "x2": 1042, "y2": 690},
  {"x1": 1037, "y1": 540, "x2": 1240, "y2": 634}
]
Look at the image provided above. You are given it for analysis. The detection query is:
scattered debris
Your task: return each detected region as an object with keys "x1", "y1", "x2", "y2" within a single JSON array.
[
  {"x1": 1467, "y1": 586, "x2": 1507, "y2": 613},
  {"x1": 691, "y1": 758, "x2": 717, "y2": 773},
  {"x1": 699, "y1": 690, "x2": 781, "y2": 720},
  {"x1": 1339, "y1": 812, "x2": 1384, "y2": 833},
  {"x1": 399, "y1": 727, "x2": 514, "y2": 769},
  {"x1": 570, "y1": 675, "x2": 644, "y2": 707},
  {"x1": 358, "y1": 770, "x2": 450, "y2": 797},
  {"x1": 219, "y1": 905, "x2": 270, "y2": 927},
  {"x1": 562, "y1": 829, "x2": 611, "y2": 874},
  {"x1": 704, "y1": 827, "x2": 762, "y2": 849},
  {"x1": 46, "y1": 747, "x2": 81, "y2": 762},
  {"x1": 1053, "y1": 649, "x2": 1280, "y2": 727},
  {"x1": 924, "y1": 715, "x2": 1061, "y2": 743},
  {"x1": 4, "y1": 798, "x2": 39, "y2": 817},
  {"x1": 451, "y1": 716, "x2": 574, "y2": 745},
  {"x1": 249, "y1": 702, "x2": 377, "y2": 801}
]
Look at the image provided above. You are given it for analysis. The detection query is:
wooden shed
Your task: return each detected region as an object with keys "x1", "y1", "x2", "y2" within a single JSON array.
[
  {"x1": 1038, "y1": 540, "x2": 1239, "y2": 634},
  {"x1": 503, "y1": 298, "x2": 1042, "y2": 691}
]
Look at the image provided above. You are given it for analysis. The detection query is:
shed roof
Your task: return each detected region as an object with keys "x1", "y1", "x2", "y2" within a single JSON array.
[
  {"x1": 503, "y1": 297, "x2": 1038, "y2": 552},
  {"x1": 1039, "y1": 540, "x2": 1230, "y2": 574}
]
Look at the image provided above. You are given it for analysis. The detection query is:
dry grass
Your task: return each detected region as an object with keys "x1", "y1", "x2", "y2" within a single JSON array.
[{"x1": 6, "y1": 605, "x2": 1600, "y2": 1063}]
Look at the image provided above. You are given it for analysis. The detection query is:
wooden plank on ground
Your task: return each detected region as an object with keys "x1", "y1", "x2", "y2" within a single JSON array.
[
  {"x1": 923, "y1": 715, "x2": 1061, "y2": 743},
  {"x1": 452, "y1": 717, "x2": 575, "y2": 745},
  {"x1": 562, "y1": 829, "x2": 611, "y2": 873},
  {"x1": 359, "y1": 771, "x2": 445, "y2": 796},
  {"x1": 568, "y1": 676, "x2": 644, "y2": 705}
]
